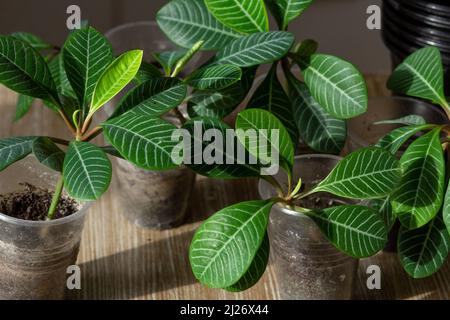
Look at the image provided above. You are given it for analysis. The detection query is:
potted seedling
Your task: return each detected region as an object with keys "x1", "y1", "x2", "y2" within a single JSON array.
[
  {"x1": 187, "y1": 108, "x2": 402, "y2": 299},
  {"x1": 0, "y1": 27, "x2": 144, "y2": 299},
  {"x1": 368, "y1": 46, "x2": 450, "y2": 278},
  {"x1": 2, "y1": 29, "x2": 203, "y2": 231},
  {"x1": 150, "y1": 0, "x2": 400, "y2": 298}
]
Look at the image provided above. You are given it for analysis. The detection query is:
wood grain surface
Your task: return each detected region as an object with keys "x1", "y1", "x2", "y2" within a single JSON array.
[{"x1": 0, "y1": 75, "x2": 449, "y2": 300}]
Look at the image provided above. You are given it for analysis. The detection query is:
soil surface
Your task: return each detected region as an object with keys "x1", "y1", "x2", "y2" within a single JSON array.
[
  {"x1": 0, "y1": 183, "x2": 78, "y2": 221},
  {"x1": 294, "y1": 196, "x2": 339, "y2": 210}
]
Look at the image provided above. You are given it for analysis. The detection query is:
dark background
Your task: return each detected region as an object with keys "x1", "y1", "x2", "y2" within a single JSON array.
[{"x1": 0, "y1": 0, "x2": 389, "y2": 74}]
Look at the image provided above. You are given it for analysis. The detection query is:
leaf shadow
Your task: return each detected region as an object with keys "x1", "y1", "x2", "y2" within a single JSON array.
[
  {"x1": 69, "y1": 177, "x2": 259, "y2": 300},
  {"x1": 69, "y1": 229, "x2": 196, "y2": 300}
]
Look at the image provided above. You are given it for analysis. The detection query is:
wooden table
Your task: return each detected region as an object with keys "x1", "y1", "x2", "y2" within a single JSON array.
[{"x1": 1, "y1": 75, "x2": 449, "y2": 300}]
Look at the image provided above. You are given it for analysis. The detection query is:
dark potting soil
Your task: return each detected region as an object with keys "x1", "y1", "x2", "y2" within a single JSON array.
[
  {"x1": 0, "y1": 183, "x2": 78, "y2": 221},
  {"x1": 293, "y1": 196, "x2": 339, "y2": 210}
]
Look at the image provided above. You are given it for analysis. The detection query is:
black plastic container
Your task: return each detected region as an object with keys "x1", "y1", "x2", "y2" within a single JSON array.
[
  {"x1": 382, "y1": 0, "x2": 450, "y2": 95},
  {"x1": 403, "y1": 0, "x2": 450, "y2": 18}
]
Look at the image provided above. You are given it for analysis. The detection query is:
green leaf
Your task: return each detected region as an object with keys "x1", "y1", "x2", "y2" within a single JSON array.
[
  {"x1": 12, "y1": 32, "x2": 53, "y2": 51},
  {"x1": 392, "y1": 129, "x2": 445, "y2": 229},
  {"x1": 371, "y1": 197, "x2": 396, "y2": 231},
  {"x1": 90, "y1": 50, "x2": 143, "y2": 114},
  {"x1": 157, "y1": 0, "x2": 241, "y2": 50},
  {"x1": 376, "y1": 124, "x2": 433, "y2": 154},
  {"x1": 205, "y1": 0, "x2": 269, "y2": 34},
  {"x1": 187, "y1": 67, "x2": 256, "y2": 119},
  {"x1": 134, "y1": 61, "x2": 162, "y2": 84},
  {"x1": 190, "y1": 200, "x2": 273, "y2": 288},
  {"x1": 186, "y1": 64, "x2": 242, "y2": 90},
  {"x1": 0, "y1": 137, "x2": 35, "y2": 171},
  {"x1": 265, "y1": 0, "x2": 313, "y2": 30},
  {"x1": 307, "y1": 205, "x2": 387, "y2": 258},
  {"x1": 236, "y1": 108, "x2": 294, "y2": 173},
  {"x1": 399, "y1": 215, "x2": 450, "y2": 278},
  {"x1": 110, "y1": 77, "x2": 187, "y2": 119},
  {"x1": 48, "y1": 54, "x2": 77, "y2": 99},
  {"x1": 32, "y1": 137, "x2": 65, "y2": 172},
  {"x1": 0, "y1": 36, "x2": 59, "y2": 104},
  {"x1": 248, "y1": 64, "x2": 298, "y2": 142},
  {"x1": 287, "y1": 72, "x2": 346, "y2": 154},
  {"x1": 295, "y1": 54, "x2": 368, "y2": 119},
  {"x1": 58, "y1": 96, "x2": 80, "y2": 127},
  {"x1": 226, "y1": 233, "x2": 269, "y2": 292},
  {"x1": 387, "y1": 46, "x2": 448, "y2": 107},
  {"x1": 63, "y1": 141, "x2": 112, "y2": 201},
  {"x1": 100, "y1": 146, "x2": 122, "y2": 158},
  {"x1": 292, "y1": 39, "x2": 318, "y2": 58},
  {"x1": 188, "y1": 90, "x2": 239, "y2": 119},
  {"x1": 171, "y1": 40, "x2": 204, "y2": 77},
  {"x1": 374, "y1": 115, "x2": 426, "y2": 126},
  {"x1": 216, "y1": 32, "x2": 295, "y2": 67},
  {"x1": 182, "y1": 118, "x2": 262, "y2": 179},
  {"x1": 14, "y1": 95, "x2": 34, "y2": 122},
  {"x1": 154, "y1": 50, "x2": 186, "y2": 76},
  {"x1": 62, "y1": 27, "x2": 113, "y2": 109},
  {"x1": 443, "y1": 181, "x2": 450, "y2": 236},
  {"x1": 313, "y1": 147, "x2": 402, "y2": 199},
  {"x1": 102, "y1": 112, "x2": 179, "y2": 170}
]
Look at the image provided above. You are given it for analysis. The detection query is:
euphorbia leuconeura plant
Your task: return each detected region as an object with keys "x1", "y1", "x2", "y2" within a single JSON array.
[
  {"x1": 188, "y1": 108, "x2": 403, "y2": 291},
  {"x1": 0, "y1": 27, "x2": 144, "y2": 218},
  {"x1": 370, "y1": 46, "x2": 450, "y2": 279}
]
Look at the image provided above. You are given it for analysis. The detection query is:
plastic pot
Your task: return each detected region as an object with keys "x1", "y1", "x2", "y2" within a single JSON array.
[
  {"x1": 0, "y1": 157, "x2": 89, "y2": 300},
  {"x1": 259, "y1": 155, "x2": 359, "y2": 300},
  {"x1": 115, "y1": 159, "x2": 195, "y2": 230},
  {"x1": 345, "y1": 96, "x2": 448, "y2": 154}
]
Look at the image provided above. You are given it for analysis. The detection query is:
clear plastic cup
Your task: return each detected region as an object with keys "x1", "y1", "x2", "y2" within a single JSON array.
[
  {"x1": 345, "y1": 96, "x2": 448, "y2": 155},
  {"x1": 259, "y1": 155, "x2": 358, "y2": 300},
  {"x1": 0, "y1": 157, "x2": 89, "y2": 300}
]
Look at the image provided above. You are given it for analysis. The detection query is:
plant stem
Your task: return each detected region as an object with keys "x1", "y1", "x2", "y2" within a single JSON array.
[
  {"x1": 293, "y1": 188, "x2": 316, "y2": 200},
  {"x1": 58, "y1": 110, "x2": 76, "y2": 135},
  {"x1": 173, "y1": 108, "x2": 186, "y2": 125},
  {"x1": 287, "y1": 170, "x2": 293, "y2": 196},
  {"x1": 81, "y1": 113, "x2": 94, "y2": 135},
  {"x1": 47, "y1": 175, "x2": 64, "y2": 220},
  {"x1": 289, "y1": 178, "x2": 303, "y2": 199},
  {"x1": 83, "y1": 126, "x2": 103, "y2": 141}
]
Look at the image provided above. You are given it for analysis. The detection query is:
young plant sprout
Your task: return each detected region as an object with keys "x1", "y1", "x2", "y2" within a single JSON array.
[
  {"x1": 0, "y1": 27, "x2": 144, "y2": 219},
  {"x1": 373, "y1": 46, "x2": 450, "y2": 279}
]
